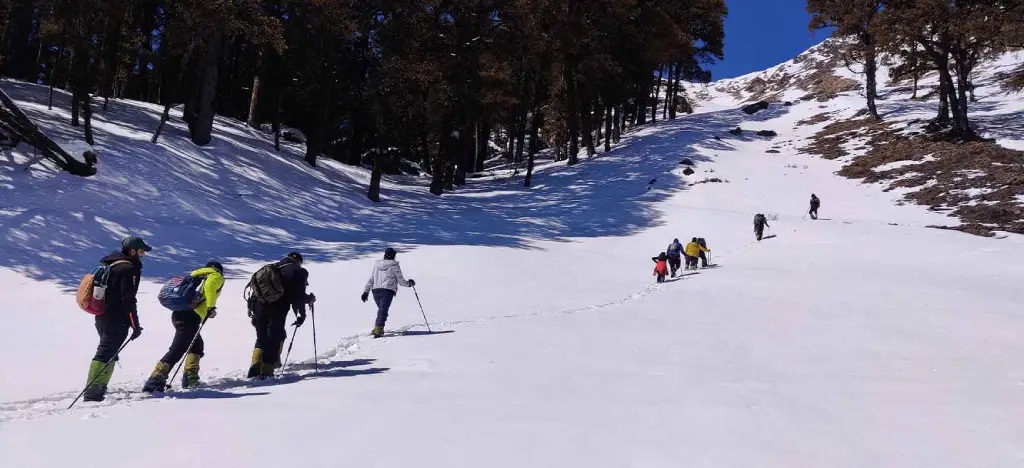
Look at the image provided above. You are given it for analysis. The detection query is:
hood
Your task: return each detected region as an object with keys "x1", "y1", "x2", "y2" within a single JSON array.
[
  {"x1": 191, "y1": 266, "x2": 222, "y2": 278},
  {"x1": 101, "y1": 251, "x2": 140, "y2": 267},
  {"x1": 376, "y1": 259, "x2": 399, "y2": 271}
]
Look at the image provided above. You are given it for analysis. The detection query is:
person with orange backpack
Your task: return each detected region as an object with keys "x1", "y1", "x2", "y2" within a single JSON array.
[
  {"x1": 80, "y1": 236, "x2": 150, "y2": 402},
  {"x1": 652, "y1": 252, "x2": 669, "y2": 283}
]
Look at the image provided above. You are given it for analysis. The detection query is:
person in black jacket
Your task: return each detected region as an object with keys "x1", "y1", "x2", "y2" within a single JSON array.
[
  {"x1": 83, "y1": 236, "x2": 150, "y2": 402},
  {"x1": 248, "y1": 252, "x2": 313, "y2": 379},
  {"x1": 809, "y1": 194, "x2": 821, "y2": 220},
  {"x1": 754, "y1": 214, "x2": 769, "y2": 241},
  {"x1": 697, "y1": 238, "x2": 709, "y2": 268}
]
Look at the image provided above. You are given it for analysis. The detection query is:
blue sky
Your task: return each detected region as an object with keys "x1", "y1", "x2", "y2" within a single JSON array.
[{"x1": 706, "y1": 0, "x2": 834, "y2": 80}]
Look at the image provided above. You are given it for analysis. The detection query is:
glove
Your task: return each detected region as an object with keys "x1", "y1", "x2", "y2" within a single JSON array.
[
  {"x1": 130, "y1": 326, "x2": 143, "y2": 341},
  {"x1": 407, "y1": 279, "x2": 416, "y2": 287},
  {"x1": 306, "y1": 293, "x2": 317, "y2": 304},
  {"x1": 207, "y1": 307, "x2": 217, "y2": 319},
  {"x1": 361, "y1": 292, "x2": 369, "y2": 303},
  {"x1": 292, "y1": 313, "x2": 306, "y2": 327}
]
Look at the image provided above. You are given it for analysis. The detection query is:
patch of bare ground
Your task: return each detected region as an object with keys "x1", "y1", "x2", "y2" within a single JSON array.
[
  {"x1": 802, "y1": 119, "x2": 1024, "y2": 236},
  {"x1": 797, "y1": 113, "x2": 833, "y2": 126}
]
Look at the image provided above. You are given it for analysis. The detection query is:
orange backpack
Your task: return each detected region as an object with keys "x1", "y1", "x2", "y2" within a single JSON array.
[
  {"x1": 76, "y1": 260, "x2": 131, "y2": 315},
  {"x1": 653, "y1": 260, "x2": 668, "y2": 276}
]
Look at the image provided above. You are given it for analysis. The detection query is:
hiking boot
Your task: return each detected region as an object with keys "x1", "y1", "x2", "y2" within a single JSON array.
[
  {"x1": 142, "y1": 362, "x2": 171, "y2": 393},
  {"x1": 247, "y1": 348, "x2": 264, "y2": 379},
  {"x1": 181, "y1": 354, "x2": 202, "y2": 389},
  {"x1": 83, "y1": 360, "x2": 115, "y2": 402},
  {"x1": 372, "y1": 326, "x2": 384, "y2": 339}
]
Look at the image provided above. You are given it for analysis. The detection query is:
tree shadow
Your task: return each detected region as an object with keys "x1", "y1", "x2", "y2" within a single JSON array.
[{"x1": 0, "y1": 79, "x2": 789, "y2": 286}]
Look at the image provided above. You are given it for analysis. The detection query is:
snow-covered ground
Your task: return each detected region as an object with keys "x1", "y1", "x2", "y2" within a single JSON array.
[{"x1": 2, "y1": 44, "x2": 1024, "y2": 467}]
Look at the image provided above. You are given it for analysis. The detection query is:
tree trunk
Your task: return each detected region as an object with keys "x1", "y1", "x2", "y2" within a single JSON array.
[
  {"x1": 478, "y1": 119, "x2": 492, "y2": 173},
  {"x1": 191, "y1": 31, "x2": 222, "y2": 146},
  {"x1": 634, "y1": 84, "x2": 647, "y2": 126},
  {"x1": 911, "y1": 72, "x2": 919, "y2": 99},
  {"x1": 938, "y1": 60, "x2": 970, "y2": 137},
  {"x1": 604, "y1": 104, "x2": 612, "y2": 152},
  {"x1": 367, "y1": 152, "x2": 382, "y2": 202},
  {"x1": 524, "y1": 104, "x2": 543, "y2": 188},
  {"x1": 863, "y1": 37, "x2": 881, "y2": 121},
  {"x1": 272, "y1": 91, "x2": 282, "y2": 151},
  {"x1": 247, "y1": 74, "x2": 261, "y2": 128},
  {"x1": 651, "y1": 65, "x2": 664, "y2": 123},
  {"x1": 613, "y1": 105, "x2": 621, "y2": 143},
  {"x1": 454, "y1": 124, "x2": 470, "y2": 186},
  {"x1": 152, "y1": 104, "x2": 172, "y2": 143},
  {"x1": 669, "y1": 65, "x2": 680, "y2": 120},
  {"x1": 71, "y1": 89, "x2": 80, "y2": 127},
  {"x1": 566, "y1": 66, "x2": 579, "y2": 166},
  {"x1": 582, "y1": 97, "x2": 596, "y2": 157},
  {"x1": 82, "y1": 94, "x2": 94, "y2": 145},
  {"x1": 595, "y1": 102, "x2": 603, "y2": 148}
]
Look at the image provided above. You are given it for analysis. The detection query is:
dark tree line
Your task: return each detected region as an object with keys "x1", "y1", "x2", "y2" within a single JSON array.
[
  {"x1": 807, "y1": 0, "x2": 1024, "y2": 139},
  {"x1": 0, "y1": 0, "x2": 726, "y2": 198}
]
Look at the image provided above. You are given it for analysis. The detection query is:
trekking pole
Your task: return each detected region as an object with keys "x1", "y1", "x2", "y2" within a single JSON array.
[
  {"x1": 166, "y1": 318, "x2": 208, "y2": 390},
  {"x1": 68, "y1": 338, "x2": 132, "y2": 409},
  {"x1": 310, "y1": 303, "x2": 318, "y2": 374},
  {"x1": 412, "y1": 285, "x2": 432, "y2": 332},
  {"x1": 281, "y1": 324, "x2": 300, "y2": 369}
]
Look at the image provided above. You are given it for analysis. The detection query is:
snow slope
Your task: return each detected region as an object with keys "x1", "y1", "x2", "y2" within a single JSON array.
[{"x1": 2, "y1": 45, "x2": 1024, "y2": 467}]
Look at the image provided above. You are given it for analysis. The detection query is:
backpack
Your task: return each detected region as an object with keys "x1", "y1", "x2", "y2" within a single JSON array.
[
  {"x1": 76, "y1": 260, "x2": 131, "y2": 315},
  {"x1": 158, "y1": 275, "x2": 206, "y2": 311},
  {"x1": 244, "y1": 263, "x2": 285, "y2": 305}
]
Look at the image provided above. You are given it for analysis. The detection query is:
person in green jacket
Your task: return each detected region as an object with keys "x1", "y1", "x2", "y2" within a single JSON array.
[{"x1": 142, "y1": 262, "x2": 225, "y2": 392}]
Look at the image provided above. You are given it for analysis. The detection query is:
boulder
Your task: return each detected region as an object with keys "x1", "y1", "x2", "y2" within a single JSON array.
[
  {"x1": 741, "y1": 101, "x2": 770, "y2": 115},
  {"x1": 766, "y1": 149, "x2": 781, "y2": 154},
  {"x1": 680, "y1": 158, "x2": 695, "y2": 166},
  {"x1": 729, "y1": 127, "x2": 743, "y2": 136},
  {"x1": 756, "y1": 130, "x2": 778, "y2": 138},
  {"x1": 682, "y1": 167, "x2": 695, "y2": 175}
]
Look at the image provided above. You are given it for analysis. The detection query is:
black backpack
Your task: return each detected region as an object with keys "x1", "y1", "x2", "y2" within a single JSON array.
[{"x1": 244, "y1": 263, "x2": 285, "y2": 305}]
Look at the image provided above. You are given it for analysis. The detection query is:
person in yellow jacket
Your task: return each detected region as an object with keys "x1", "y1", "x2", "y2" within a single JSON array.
[
  {"x1": 142, "y1": 261, "x2": 224, "y2": 392},
  {"x1": 683, "y1": 237, "x2": 710, "y2": 270}
]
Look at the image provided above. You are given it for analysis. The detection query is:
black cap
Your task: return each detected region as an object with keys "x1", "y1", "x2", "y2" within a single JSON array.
[
  {"x1": 287, "y1": 252, "x2": 303, "y2": 264},
  {"x1": 691, "y1": 237, "x2": 697, "y2": 242},
  {"x1": 122, "y1": 236, "x2": 152, "y2": 253},
  {"x1": 206, "y1": 261, "x2": 224, "y2": 273},
  {"x1": 384, "y1": 248, "x2": 397, "y2": 260}
]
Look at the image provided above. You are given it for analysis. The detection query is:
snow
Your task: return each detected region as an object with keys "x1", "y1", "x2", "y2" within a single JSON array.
[
  {"x1": 874, "y1": 154, "x2": 936, "y2": 172},
  {"x1": 3, "y1": 45, "x2": 1024, "y2": 468}
]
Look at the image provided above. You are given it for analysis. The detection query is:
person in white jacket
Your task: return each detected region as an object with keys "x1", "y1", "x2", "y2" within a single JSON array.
[{"x1": 361, "y1": 248, "x2": 416, "y2": 338}]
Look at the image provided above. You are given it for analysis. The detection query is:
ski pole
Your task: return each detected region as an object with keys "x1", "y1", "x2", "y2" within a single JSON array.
[
  {"x1": 68, "y1": 338, "x2": 132, "y2": 409},
  {"x1": 412, "y1": 285, "x2": 432, "y2": 332},
  {"x1": 310, "y1": 303, "x2": 318, "y2": 374},
  {"x1": 281, "y1": 324, "x2": 300, "y2": 369},
  {"x1": 167, "y1": 318, "x2": 208, "y2": 390}
]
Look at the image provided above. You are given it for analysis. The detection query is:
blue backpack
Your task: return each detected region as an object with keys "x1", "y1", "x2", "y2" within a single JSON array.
[{"x1": 158, "y1": 275, "x2": 206, "y2": 311}]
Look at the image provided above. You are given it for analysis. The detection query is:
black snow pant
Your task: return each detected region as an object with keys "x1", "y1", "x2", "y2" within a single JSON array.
[
  {"x1": 699, "y1": 251, "x2": 708, "y2": 267},
  {"x1": 253, "y1": 306, "x2": 289, "y2": 365},
  {"x1": 685, "y1": 255, "x2": 699, "y2": 269},
  {"x1": 655, "y1": 274, "x2": 666, "y2": 283},
  {"x1": 373, "y1": 289, "x2": 396, "y2": 328},
  {"x1": 667, "y1": 255, "x2": 681, "y2": 276},
  {"x1": 809, "y1": 205, "x2": 819, "y2": 219},
  {"x1": 755, "y1": 226, "x2": 764, "y2": 241},
  {"x1": 93, "y1": 317, "x2": 130, "y2": 363},
  {"x1": 159, "y1": 310, "x2": 204, "y2": 366}
]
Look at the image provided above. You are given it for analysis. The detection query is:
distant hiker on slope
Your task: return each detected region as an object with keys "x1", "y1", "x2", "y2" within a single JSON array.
[
  {"x1": 697, "y1": 237, "x2": 710, "y2": 268},
  {"x1": 142, "y1": 261, "x2": 224, "y2": 392},
  {"x1": 684, "y1": 237, "x2": 710, "y2": 270},
  {"x1": 652, "y1": 252, "x2": 669, "y2": 283},
  {"x1": 809, "y1": 194, "x2": 821, "y2": 220},
  {"x1": 754, "y1": 214, "x2": 769, "y2": 241},
  {"x1": 666, "y1": 238, "x2": 684, "y2": 277},
  {"x1": 361, "y1": 248, "x2": 416, "y2": 338},
  {"x1": 247, "y1": 252, "x2": 312, "y2": 379},
  {"x1": 81, "y1": 236, "x2": 150, "y2": 402}
]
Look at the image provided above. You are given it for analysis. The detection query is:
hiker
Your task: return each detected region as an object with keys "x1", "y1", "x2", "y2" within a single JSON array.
[
  {"x1": 82, "y1": 236, "x2": 150, "y2": 402},
  {"x1": 754, "y1": 213, "x2": 770, "y2": 241},
  {"x1": 809, "y1": 194, "x2": 821, "y2": 220},
  {"x1": 697, "y1": 237, "x2": 710, "y2": 268},
  {"x1": 248, "y1": 252, "x2": 312, "y2": 379},
  {"x1": 684, "y1": 237, "x2": 710, "y2": 270},
  {"x1": 665, "y1": 238, "x2": 684, "y2": 277},
  {"x1": 651, "y1": 252, "x2": 669, "y2": 283},
  {"x1": 142, "y1": 261, "x2": 224, "y2": 392},
  {"x1": 361, "y1": 248, "x2": 416, "y2": 338}
]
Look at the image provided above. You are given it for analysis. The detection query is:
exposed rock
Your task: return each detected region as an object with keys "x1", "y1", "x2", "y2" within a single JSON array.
[
  {"x1": 680, "y1": 158, "x2": 695, "y2": 166},
  {"x1": 682, "y1": 167, "x2": 695, "y2": 175},
  {"x1": 766, "y1": 149, "x2": 781, "y2": 154},
  {"x1": 741, "y1": 101, "x2": 770, "y2": 115},
  {"x1": 757, "y1": 130, "x2": 778, "y2": 138},
  {"x1": 783, "y1": 101, "x2": 793, "y2": 106},
  {"x1": 729, "y1": 127, "x2": 743, "y2": 136}
]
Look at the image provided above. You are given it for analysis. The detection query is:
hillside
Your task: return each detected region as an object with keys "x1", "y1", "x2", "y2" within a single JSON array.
[{"x1": 2, "y1": 41, "x2": 1024, "y2": 468}]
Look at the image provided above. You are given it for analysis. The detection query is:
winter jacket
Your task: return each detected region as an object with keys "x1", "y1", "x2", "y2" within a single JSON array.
[
  {"x1": 652, "y1": 257, "x2": 668, "y2": 276},
  {"x1": 754, "y1": 214, "x2": 769, "y2": 229},
  {"x1": 810, "y1": 196, "x2": 821, "y2": 208},
  {"x1": 255, "y1": 257, "x2": 309, "y2": 316},
  {"x1": 666, "y1": 241, "x2": 683, "y2": 257},
  {"x1": 98, "y1": 251, "x2": 143, "y2": 329},
  {"x1": 684, "y1": 241, "x2": 709, "y2": 257},
  {"x1": 364, "y1": 259, "x2": 411, "y2": 294},
  {"x1": 190, "y1": 266, "x2": 224, "y2": 321}
]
